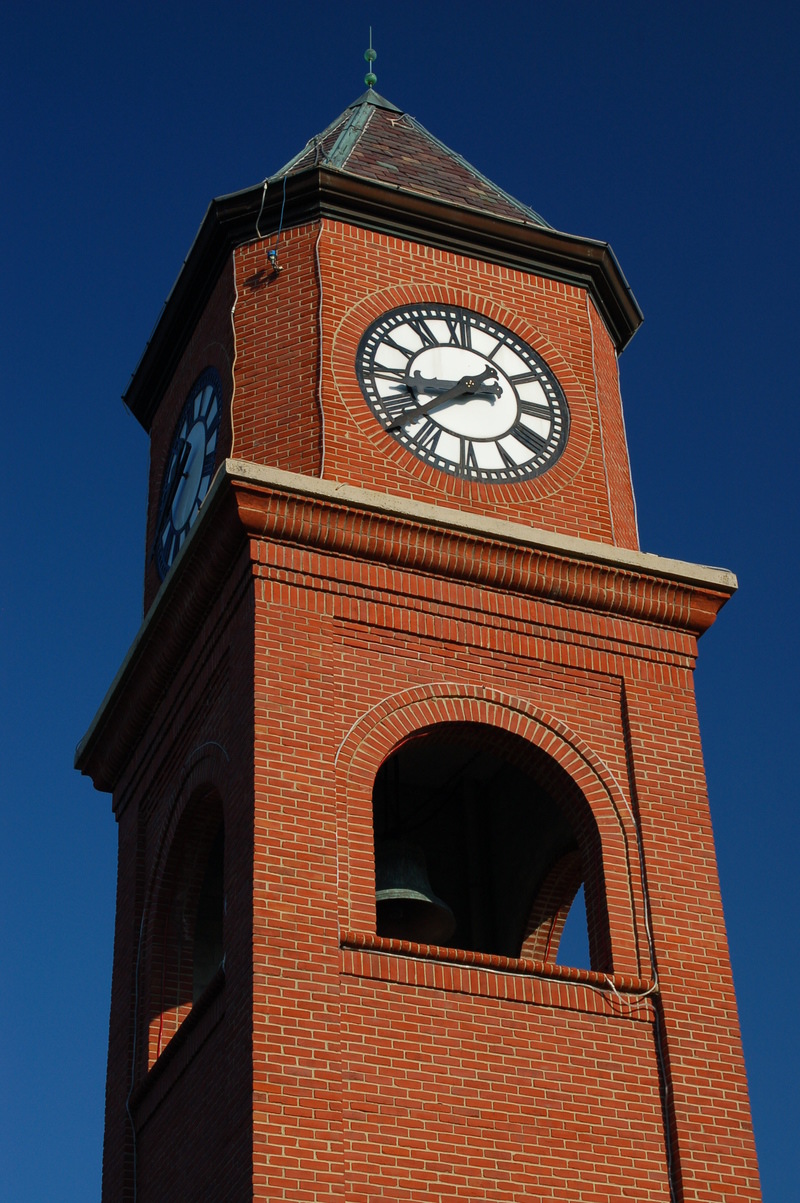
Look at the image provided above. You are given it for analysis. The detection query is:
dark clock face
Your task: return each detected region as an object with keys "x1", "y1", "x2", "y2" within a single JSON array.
[
  {"x1": 154, "y1": 367, "x2": 222, "y2": 580},
  {"x1": 356, "y1": 304, "x2": 570, "y2": 483}
]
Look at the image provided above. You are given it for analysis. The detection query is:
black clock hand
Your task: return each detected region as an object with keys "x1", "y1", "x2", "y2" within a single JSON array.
[
  {"x1": 407, "y1": 370, "x2": 502, "y2": 399},
  {"x1": 390, "y1": 368, "x2": 499, "y2": 430}
]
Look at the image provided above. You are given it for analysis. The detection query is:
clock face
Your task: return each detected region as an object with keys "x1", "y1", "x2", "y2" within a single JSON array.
[
  {"x1": 356, "y1": 305, "x2": 570, "y2": 483},
  {"x1": 154, "y1": 367, "x2": 222, "y2": 580}
]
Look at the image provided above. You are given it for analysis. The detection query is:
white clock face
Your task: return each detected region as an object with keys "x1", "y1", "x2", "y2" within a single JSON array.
[
  {"x1": 356, "y1": 305, "x2": 569, "y2": 483},
  {"x1": 154, "y1": 368, "x2": 222, "y2": 579}
]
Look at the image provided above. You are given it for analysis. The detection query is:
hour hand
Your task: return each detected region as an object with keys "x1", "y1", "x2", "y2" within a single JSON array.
[
  {"x1": 406, "y1": 368, "x2": 502, "y2": 400},
  {"x1": 389, "y1": 368, "x2": 500, "y2": 430}
]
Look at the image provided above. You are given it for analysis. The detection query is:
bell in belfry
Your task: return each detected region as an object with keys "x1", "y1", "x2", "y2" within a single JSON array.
[{"x1": 375, "y1": 841, "x2": 456, "y2": 946}]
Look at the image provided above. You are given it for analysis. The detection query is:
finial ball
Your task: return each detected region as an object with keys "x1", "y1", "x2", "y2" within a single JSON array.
[
  {"x1": 364, "y1": 47, "x2": 377, "y2": 63},
  {"x1": 364, "y1": 71, "x2": 377, "y2": 87}
]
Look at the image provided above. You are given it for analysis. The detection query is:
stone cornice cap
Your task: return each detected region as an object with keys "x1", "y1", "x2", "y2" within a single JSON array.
[{"x1": 75, "y1": 460, "x2": 736, "y2": 793}]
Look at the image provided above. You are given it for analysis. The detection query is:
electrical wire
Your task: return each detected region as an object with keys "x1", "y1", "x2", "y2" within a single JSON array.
[
  {"x1": 586, "y1": 292, "x2": 616, "y2": 545},
  {"x1": 254, "y1": 178, "x2": 269, "y2": 240},
  {"x1": 313, "y1": 220, "x2": 326, "y2": 477},
  {"x1": 617, "y1": 345, "x2": 641, "y2": 546},
  {"x1": 276, "y1": 172, "x2": 287, "y2": 246},
  {"x1": 229, "y1": 261, "x2": 240, "y2": 461},
  {"x1": 594, "y1": 716, "x2": 677, "y2": 1201},
  {"x1": 231, "y1": 173, "x2": 292, "y2": 460}
]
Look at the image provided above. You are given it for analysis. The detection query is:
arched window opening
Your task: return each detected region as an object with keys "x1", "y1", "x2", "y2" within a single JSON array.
[
  {"x1": 372, "y1": 722, "x2": 605, "y2": 968},
  {"x1": 147, "y1": 793, "x2": 224, "y2": 1065}
]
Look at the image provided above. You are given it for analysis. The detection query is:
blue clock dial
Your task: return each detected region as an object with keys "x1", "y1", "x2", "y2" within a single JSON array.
[{"x1": 154, "y1": 367, "x2": 222, "y2": 579}]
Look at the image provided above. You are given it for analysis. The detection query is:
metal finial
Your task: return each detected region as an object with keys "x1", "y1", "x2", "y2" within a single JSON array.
[{"x1": 364, "y1": 27, "x2": 377, "y2": 88}]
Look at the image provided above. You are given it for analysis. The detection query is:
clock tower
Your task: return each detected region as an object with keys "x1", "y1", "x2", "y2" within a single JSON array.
[{"x1": 77, "y1": 85, "x2": 761, "y2": 1201}]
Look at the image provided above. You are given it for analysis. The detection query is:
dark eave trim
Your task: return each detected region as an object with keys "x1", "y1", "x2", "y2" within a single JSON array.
[{"x1": 124, "y1": 168, "x2": 643, "y2": 430}]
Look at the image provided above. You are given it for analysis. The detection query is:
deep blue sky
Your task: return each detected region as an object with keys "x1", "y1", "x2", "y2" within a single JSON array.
[{"x1": 1, "y1": 2, "x2": 796, "y2": 1198}]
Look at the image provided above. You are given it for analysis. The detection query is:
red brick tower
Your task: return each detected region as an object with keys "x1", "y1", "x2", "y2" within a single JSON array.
[{"x1": 77, "y1": 89, "x2": 761, "y2": 1201}]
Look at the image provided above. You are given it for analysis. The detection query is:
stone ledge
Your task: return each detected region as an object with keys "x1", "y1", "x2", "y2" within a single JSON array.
[
  {"x1": 75, "y1": 460, "x2": 735, "y2": 792},
  {"x1": 225, "y1": 459, "x2": 737, "y2": 593},
  {"x1": 340, "y1": 931, "x2": 656, "y2": 1020}
]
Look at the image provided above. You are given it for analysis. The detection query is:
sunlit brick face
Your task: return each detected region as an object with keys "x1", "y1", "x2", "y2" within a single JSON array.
[{"x1": 228, "y1": 220, "x2": 639, "y2": 548}]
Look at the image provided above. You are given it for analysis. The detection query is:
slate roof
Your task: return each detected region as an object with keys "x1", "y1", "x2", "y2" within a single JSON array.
[
  {"x1": 122, "y1": 89, "x2": 643, "y2": 429},
  {"x1": 274, "y1": 89, "x2": 550, "y2": 229}
]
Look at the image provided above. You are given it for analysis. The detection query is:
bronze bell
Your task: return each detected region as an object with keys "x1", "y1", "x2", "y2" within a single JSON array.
[{"x1": 375, "y1": 841, "x2": 456, "y2": 946}]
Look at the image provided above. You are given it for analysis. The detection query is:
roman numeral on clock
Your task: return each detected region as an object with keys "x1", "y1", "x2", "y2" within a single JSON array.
[
  {"x1": 444, "y1": 311, "x2": 472, "y2": 348},
  {"x1": 512, "y1": 423, "x2": 548, "y2": 455},
  {"x1": 161, "y1": 525, "x2": 177, "y2": 566},
  {"x1": 497, "y1": 443, "x2": 521, "y2": 471},
  {"x1": 519, "y1": 399, "x2": 554, "y2": 422},
  {"x1": 486, "y1": 335, "x2": 511, "y2": 360},
  {"x1": 413, "y1": 418, "x2": 440, "y2": 452},
  {"x1": 373, "y1": 365, "x2": 409, "y2": 384},
  {"x1": 459, "y1": 438, "x2": 479, "y2": 474},
  {"x1": 380, "y1": 392, "x2": 417, "y2": 421},
  {"x1": 379, "y1": 335, "x2": 414, "y2": 359},
  {"x1": 510, "y1": 370, "x2": 544, "y2": 386},
  {"x1": 403, "y1": 315, "x2": 438, "y2": 348}
]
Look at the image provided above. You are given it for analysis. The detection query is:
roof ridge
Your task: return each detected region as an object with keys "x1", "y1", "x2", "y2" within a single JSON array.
[
  {"x1": 272, "y1": 91, "x2": 403, "y2": 179},
  {"x1": 402, "y1": 112, "x2": 550, "y2": 229},
  {"x1": 267, "y1": 91, "x2": 550, "y2": 230},
  {"x1": 322, "y1": 101, "x2": 377, "y2": 169},
  {"x1": 272, "y1": 110, "x2": 349, "y2": 178}
]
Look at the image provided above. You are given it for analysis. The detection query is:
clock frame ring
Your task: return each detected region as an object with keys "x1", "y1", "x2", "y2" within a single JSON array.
[{"x1": 332, "y1": 288, "x2": 593, "y2": 497}]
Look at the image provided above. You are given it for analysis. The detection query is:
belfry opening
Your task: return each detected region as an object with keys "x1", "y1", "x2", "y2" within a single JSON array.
[{"x1": 372, "y1": 722, "x2": 601, "y2": 967}]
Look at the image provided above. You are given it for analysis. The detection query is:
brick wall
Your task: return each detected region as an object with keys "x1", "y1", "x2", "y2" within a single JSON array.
[
  {"x1": 244, "y1": 520, "x2": 758, "y2": 1201},
  {"x1": 94, "y1": 477, "x2": 760, "y2": 1200},
  {"x1": 220, "y1": 221, "x2": 640, "y2": 560}
]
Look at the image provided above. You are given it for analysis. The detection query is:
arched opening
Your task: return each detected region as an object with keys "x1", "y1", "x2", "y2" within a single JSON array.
[
  {"x1": 147, "y1": 791, "x2": 225, "y2": 1065},
  {"x1": 371, "y1": 722, "x2": 605, "y2": 968}
]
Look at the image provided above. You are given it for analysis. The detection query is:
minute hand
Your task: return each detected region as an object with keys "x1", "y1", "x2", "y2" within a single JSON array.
[{"x1": 389, "y1": 368, "x2": 498, "y2": 430}]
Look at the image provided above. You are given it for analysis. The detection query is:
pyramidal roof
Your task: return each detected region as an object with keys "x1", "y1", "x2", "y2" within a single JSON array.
[
  {"x1": 273, "y1": 89, "x2": 550, "y2": 229},
  {"x1": 123, "y1": 88, "x2": 643, "y2": 429}
]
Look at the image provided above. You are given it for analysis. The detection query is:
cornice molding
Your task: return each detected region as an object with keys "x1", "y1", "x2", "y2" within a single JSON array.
[
  {"x1": 124, "y1": 168, "x2": 643, "y2": 430},
  {"x1": 76, "y1": 462, "x2": 734, "y2": 793}
]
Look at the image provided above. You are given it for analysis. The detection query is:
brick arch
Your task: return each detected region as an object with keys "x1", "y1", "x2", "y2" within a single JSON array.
[
  {"x1": 329, "y1": 282, "x2": 593, "y2": 502},
  {"x1": 146, "y1": 742, "x2": 231, "y2": 900},
  {"x1": 141, "y1": 742, "x2": 230, "y2": 1071},
  {"x1": 336, "y1": 684, "x2": 645, "y2": 976}
]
